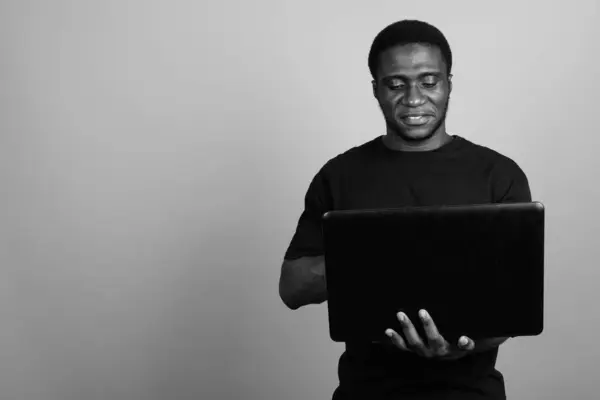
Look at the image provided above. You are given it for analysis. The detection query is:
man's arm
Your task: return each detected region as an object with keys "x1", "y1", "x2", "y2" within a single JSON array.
[
  {"x1": 279, "y1": 255, "x2": 327, "y2": 310},
  {"x1": 281, "y1": 162, "x2": 332, "y2": 310}
]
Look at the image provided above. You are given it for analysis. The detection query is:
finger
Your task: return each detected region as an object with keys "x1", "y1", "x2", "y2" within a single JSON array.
[
  {"x1": 418, "y1": 309, "x2": 446, "y2": 352},
  {"x1": 385, "y1": 329, "x2": 410, "y2": 352},
  {"x1": 398, "y1": 312, "x2": 428, "y2": 354},
  {"x1": 458, "y1": 336, "x2": 475, "y2": 351}
]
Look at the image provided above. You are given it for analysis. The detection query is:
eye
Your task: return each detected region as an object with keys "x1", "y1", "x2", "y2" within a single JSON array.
[
  {"x1": 387, "y1": 79, "x2": 405, "y2": 90},
  {"x1": 422, "y1": 80, "x2": 439, "y2": 89}
]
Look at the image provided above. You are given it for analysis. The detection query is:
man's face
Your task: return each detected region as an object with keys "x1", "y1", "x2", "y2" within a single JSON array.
[{"x1": 373, "y1": 43, "x2": 452, "y2": 142}]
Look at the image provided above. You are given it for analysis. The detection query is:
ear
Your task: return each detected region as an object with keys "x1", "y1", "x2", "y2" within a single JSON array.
[
  {"x1": 372, "y1": 80, "x2": 378, "y2": 98},
  {"x1": 448, "y1": 73, "x2": 453, "y2": 96}
]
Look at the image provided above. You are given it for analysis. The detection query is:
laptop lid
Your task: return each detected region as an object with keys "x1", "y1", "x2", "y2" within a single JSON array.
[{"x1": 322, "y1": 202, "x2": 545, "y2": 344}]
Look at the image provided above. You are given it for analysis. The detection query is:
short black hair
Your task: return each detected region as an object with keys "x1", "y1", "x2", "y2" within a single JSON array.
[{"x1": 368, "y1": 20, "x2": 452, "y2": 80}]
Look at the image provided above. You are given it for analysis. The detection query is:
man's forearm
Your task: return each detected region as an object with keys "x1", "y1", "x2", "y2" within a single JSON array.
[
  {"x1": 280, "y1": 255, "x2": 327, "y2": 309},
  {"x1": 296, "y1": 271, "x2": 327, "y2": 307}
]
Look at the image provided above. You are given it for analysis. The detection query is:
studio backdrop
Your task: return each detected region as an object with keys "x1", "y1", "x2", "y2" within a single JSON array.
[{"x1": 0, "y1": 1, "x2": 598, "y2": 399}]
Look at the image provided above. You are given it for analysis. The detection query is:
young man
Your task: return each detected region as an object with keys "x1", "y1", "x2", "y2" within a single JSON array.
[{"x1": 279, "y1": 20, "x2": 531, "y2": 400}]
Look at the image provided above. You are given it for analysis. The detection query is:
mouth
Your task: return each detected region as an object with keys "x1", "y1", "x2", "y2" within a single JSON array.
[{"x1": 399, "y1": 114, "x2": 433, "y2": 126}]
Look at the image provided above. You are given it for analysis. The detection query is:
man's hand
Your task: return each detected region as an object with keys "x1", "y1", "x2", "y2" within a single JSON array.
[{"x1": 385, "y1": 309, "x2": 475, "y2": 360}]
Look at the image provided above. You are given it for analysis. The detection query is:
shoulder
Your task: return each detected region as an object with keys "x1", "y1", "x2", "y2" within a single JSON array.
[
  {"x1": 460, "y1": 137, "x2": 527, "y2": 178},
  {"x1": 460, "y1": 136, "x2": 531, "y2": 201},
  {"x1": 320, "y1": 137, "x2": 380, "y2": 175}
]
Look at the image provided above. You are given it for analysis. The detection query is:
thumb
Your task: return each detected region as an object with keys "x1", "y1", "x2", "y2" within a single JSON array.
[{"x1": 458, "y1": 336, "x2": 475, "y2": 351}]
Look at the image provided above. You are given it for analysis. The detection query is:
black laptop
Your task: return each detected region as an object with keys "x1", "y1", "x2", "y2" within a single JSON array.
[{"x1": 322, "y1": 202, "x2": 545, "y2": 344}]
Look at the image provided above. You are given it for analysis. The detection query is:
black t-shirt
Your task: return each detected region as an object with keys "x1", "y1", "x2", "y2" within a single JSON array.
[{"x1": 284, "y1": 135, "x2": 532, "y2": 400}]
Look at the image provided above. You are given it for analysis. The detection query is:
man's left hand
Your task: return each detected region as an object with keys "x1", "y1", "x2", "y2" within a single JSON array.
[{"x1": 384, "y1": 309, "x2": 506, "y2": 360}]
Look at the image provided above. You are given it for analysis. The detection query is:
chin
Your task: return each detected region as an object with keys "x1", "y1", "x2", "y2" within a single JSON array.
[{"x1": 394, "y1": 128, "x2": 436, "y2": 142}]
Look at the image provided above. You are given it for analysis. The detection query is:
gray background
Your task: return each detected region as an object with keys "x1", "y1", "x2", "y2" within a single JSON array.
[{"x1": 0, "y1": 0, "x2": 598, "y2": 399}]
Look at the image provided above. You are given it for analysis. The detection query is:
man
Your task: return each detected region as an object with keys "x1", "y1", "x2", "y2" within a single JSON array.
[{"x1": 278, "y1": 19, "x2": 531, "y2": 400}]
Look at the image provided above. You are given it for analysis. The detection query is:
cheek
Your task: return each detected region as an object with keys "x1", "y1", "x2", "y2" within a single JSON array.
[
  {"x1": 377, "y1": 97, "x2": 396, "y2": 113},
  {"x1": 379, "y1": 94, "x2": 401, "y2": 110},
  {"x1": 435, "y1": 97, "x2": 450, "y2": 111},
  {"x1": 430, "y1": 90, "x2": 450, "y2": 106}
]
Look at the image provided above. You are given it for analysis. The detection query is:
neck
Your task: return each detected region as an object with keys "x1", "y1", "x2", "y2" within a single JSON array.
[{"x1": 383, "y1": 126, "x2": 452, "y2": 152}]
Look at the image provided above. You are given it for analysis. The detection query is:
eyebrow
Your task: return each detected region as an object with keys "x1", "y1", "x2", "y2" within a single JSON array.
[{"x1": 383, "y1": 72, "x2": 443, "y2": 80}]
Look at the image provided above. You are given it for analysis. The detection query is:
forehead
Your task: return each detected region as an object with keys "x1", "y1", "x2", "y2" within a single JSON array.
[{"x1": 377, "y1": 43, "x2": 446, "y2": 78}]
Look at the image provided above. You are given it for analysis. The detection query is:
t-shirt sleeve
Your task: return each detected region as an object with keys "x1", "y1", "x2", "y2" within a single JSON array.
[
  {"x1": 493, "y1": 158, "x2": 532, "y2": 203},
  {"x1": 284, "y1": 164, "x2": 334, "y2": 260}
]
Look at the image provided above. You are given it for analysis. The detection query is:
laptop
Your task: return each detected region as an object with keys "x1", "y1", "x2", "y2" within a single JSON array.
[{"x1": 322, "y1": 202, "x2": 545, "y2": 344}]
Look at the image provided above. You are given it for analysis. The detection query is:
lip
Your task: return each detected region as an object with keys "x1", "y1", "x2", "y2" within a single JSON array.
[
  {"x1": 400, "y1": 113, "x2": 434, "y2": 118},
  {"x1": 399, "y1": 114, "x2": 433, "y2": 126}
]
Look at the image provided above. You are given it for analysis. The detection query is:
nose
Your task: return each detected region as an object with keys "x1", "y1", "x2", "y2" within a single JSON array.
[{"x1": 402, "y1": 84, "x2": 426, "y2": 107}]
